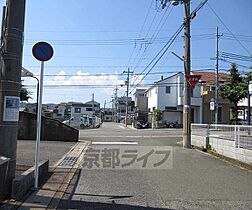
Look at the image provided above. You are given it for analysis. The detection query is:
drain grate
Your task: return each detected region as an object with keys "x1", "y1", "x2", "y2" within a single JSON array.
[{"x1": 59, "y1": 156, "x2": 78, "y2": 166}]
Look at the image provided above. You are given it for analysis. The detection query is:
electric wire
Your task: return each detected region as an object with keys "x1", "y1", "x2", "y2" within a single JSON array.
[
  {"x1": 207, "y1": 2, "x2": 251, "y2": 56},
  {"x1": 129, "y1": 0, "x2": 210, "y2": 94}
]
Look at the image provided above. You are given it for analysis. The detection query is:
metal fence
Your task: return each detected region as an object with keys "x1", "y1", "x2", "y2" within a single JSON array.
[{"x1": 191, "y1": 124, "x2": 252, "y2": 150}]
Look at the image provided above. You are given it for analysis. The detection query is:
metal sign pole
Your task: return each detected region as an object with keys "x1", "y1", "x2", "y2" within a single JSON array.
[{"x1": 34, "y1": 61, "x2": 44, "y2": 189}]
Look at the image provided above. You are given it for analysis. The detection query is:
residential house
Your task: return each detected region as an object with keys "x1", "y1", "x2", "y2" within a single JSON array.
[
  {"x1": 25, "y1": 103, "x2": 54, "y2": 118},
  {"x1": 53, "y1": 101, "x2": 101, "y2": 121},
  {"x1": 102, "y1": 108, "x2": 113, "y2": 122},
  {"x1": 69, "y1": 101, "x2": 100, "y2": 121},
  {"x1": 146, "y1": 72, "x2": 202, "y2": 124},
  {"x1": 192, "y1": 71, "x2": 230, "y2": 124},
  {"x1": 112, "y1": 96, "x2": 135, "y2": 122},
  {"x1": 134, "y1": 89, "x2": 148, "y2": 122}
]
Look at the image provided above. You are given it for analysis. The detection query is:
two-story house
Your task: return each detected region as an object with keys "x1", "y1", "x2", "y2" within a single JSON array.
[
  {"x1": 146, "y1": 72, "x2": 202, "y2": 124},
  {"x1": 191, "y1": 71, "x2": 230, "y2": 124},
  {"x1": 112, "y1": 96, "x2": 135, "y2": 122},
  {"x1": 134, "y1": 89, "x2": 148, "y2": 122}
]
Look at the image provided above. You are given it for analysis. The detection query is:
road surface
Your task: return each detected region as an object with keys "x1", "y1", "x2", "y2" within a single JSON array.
[{"x1": 57, "y1": 122, "x2": 252, "y2": 210}]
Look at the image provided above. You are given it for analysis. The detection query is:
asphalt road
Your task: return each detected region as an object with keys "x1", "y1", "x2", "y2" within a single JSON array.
[
  {"x1": 57, "y1": 122, "x2": 252, "y2": 210},
  {"x1": 16, "y1": 140, "x2": 76, "y2": 166}
]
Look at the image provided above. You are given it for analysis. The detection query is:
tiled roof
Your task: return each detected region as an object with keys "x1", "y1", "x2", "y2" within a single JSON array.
[{"x1": 191, "y1": 71, "x2": 229, "y2": 83}]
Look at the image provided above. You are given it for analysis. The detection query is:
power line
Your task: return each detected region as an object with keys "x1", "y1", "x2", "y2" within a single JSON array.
[
  {"x1": 30, "y1": 68, "x2": 217, "y2": 77},
  {"x1": 126, "y1": 0, "x2": 154, "y2": 68},
  {"x1": 207, "y1": 2, "x2": 251, "y2": 56},
  {"x1": 131, "y1": 4, "x2": 173, "y2": 86},
  {"x1": 219, "y1": 58, "x2": 251, "y2": 69},
  {"x1": 219, "y1": 51, "x2": 252, "y2": 62},
  {"x1": 26, "y1": 64, "x2": 224, "y2": 69},
  {"x1": 130, "y1": 0, "x2": 210, "y2": 94}
]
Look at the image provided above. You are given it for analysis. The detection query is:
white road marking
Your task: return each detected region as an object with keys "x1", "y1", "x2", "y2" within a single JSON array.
[
  {"x1": 92, "y1": 141, "x2": 138, "y2": 145},
  {"x1": 83, "y1": 135, "x2": 182, "y2": 138}
]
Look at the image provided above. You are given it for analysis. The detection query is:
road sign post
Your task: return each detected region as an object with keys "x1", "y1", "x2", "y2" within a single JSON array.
[{"x1": 32, "y1": 42, "x2": 53, "y2": 189}]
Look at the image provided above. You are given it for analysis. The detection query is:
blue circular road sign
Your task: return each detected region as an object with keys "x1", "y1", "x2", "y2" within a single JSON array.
[{"x1": 32, "y1": 42, "x2": 54, "y2": 62}]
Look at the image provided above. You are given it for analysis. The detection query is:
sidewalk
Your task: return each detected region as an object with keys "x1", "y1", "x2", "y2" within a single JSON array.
[{"x1": 1, "y1": 141, "x2": 89, "y2": 210}]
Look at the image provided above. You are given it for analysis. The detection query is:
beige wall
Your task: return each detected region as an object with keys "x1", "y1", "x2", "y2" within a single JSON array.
[{"x1": 202, "y1": 91, "x2": 230, "y2": 124}]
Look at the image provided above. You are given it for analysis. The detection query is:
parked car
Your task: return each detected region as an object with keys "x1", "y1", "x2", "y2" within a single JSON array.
[
  {"x1": 230, "y1": 119, "x2": 248, "y2": 125},
  {"x1": 134, "y1": 120, "x2": 149, "y2": 129}
]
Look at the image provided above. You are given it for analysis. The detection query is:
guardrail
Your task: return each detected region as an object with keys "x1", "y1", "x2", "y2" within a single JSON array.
[{"x1": 191, "y1": 124, "x2": 252, "y2": 164}]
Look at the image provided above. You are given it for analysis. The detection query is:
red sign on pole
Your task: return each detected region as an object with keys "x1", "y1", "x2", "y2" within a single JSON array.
[{"x1": 185, "y1": 75, "x2": 201, "y2": 88}]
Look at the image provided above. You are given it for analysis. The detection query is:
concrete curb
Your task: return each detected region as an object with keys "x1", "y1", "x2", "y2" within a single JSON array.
[
  {"x1": 193, "y1": 145, "x2": 252, "y2": 172},
  {"x1": 2, "y1": 141, "x2": 90, "y2": 210}
]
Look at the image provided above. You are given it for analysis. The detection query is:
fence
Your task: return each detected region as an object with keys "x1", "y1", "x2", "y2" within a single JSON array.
[{"x1": 191, "y1": 123, "x2": 252, "y2": 164}]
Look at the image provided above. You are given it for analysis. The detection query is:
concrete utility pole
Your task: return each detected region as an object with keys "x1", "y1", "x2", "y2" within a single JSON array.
[
  {"x1": 114, "y1": 86, "x2": 118, "y2": 123},
  {"x1": 123, "y1": 68, "x2": 133, "y2": 127},
  {"x1": 248, "y1": 81, "x2": 252, "y2": 126},
  {"x1": 183, "y1": 0, "x2": 192, "y2": 148},
  {"x1": 215, "y1": 26, "x2": 222, "y2": 124},
  {"x1": 0, "y1": 0, "x2": 26, "y2": 197},
  {"x1": 92, "y1": 93, "x2": 95, "y2": 127},
  {"x1": 103, "y1": 100, "x2": 106, "y2": 122}
]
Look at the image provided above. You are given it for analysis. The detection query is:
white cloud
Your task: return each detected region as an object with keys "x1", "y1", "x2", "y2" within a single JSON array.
[{"x1": 45, "y1": 70, "x2": 125, "y2": 92}]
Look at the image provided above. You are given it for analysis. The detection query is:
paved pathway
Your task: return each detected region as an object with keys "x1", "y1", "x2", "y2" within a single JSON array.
[{"x1": 56, "y1": 123, "x2": 252, "y2": 210}]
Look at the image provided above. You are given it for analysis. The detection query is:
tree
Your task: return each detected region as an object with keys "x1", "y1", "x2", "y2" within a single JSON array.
[
  {"x1": 153, "y1": 108, "x2": 162, "y2": 121},
  {"x1": 20, "y1": 82, "x2": 32, "y2": 101},
  {"x1": 219, "y1": 64, "x2": 247, "y2": 122}
]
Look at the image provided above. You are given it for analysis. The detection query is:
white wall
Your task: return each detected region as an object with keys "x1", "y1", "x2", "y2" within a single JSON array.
[
  {"x1": 158, "y1": 75, "x2": 178, "y2": 110},
  {"x1": 147, "y1": 87, "x2": 158, "y2": 112},
  {"x1": 192, "y1": 135, "x2": 252, "y2": 164}
]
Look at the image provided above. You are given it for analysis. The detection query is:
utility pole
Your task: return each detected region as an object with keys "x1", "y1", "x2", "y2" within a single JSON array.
[
  {"x1": 248, "y1": 81, "x2": 252, "y2": 126},
  {"x1": 92, "y1": 93, "x2": 95, "y2": 128},
  {"x1": 123, "y1": 68, "x2": 133, "y2": 127},
  {"x1": 183, "y1": 0, "x2": 191, "y2": 148},
  {"x1": 0, "y1": 0, "x2": 26, "y2": 197},
  {"x1": 114, "y1": 86, "x2": 118, "y2": 123},
  {"x1": 215, "y1": 26, "x2": 222, "y2": 124},
  {"x1": 103, "y1": 100, "x2": 106, "y2": 122}
]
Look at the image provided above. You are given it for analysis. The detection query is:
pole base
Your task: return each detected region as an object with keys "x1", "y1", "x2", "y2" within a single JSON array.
[{"x1": 183, "y1": 134, "x2": 191, "y2": 148}]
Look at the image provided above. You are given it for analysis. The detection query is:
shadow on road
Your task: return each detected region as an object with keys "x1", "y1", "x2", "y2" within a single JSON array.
[{"x1": 56, "y1": 169, "x2": 172, "y2": 210}]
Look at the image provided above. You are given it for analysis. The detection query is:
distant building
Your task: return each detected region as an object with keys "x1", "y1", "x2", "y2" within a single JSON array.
[
  {"x1": 102, "y1": 108, "x2": 113, "y2": 122},
  {"x1": 112, "y1": 96, "x2": 135, "y2": 122},
  {"x1": 134, "y1": 89, "x2": 148, "y2": 122},
  {"x1": 25, "y1": 103, "x2": 54, "y2": 118},
  {"x1": 52, "y1": 100, "x2": 101, "y2": 121}
]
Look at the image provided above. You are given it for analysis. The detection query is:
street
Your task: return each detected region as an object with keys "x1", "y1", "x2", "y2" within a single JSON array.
[{"x1": 56, "y1": 122, "x2": 252, "y2": 210}]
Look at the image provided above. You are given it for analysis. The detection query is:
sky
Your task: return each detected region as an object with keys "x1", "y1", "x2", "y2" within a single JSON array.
[{"x1": 1, "y1": 0, "x2": 251, "y2": 106}]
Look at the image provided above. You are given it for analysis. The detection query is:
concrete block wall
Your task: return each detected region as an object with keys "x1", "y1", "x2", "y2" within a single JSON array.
[
  {"x1": 191, "y1": 133, "x2": 252, "y2": 164},
  {"x1": 11, "y1": 160, "x2": 49, "y2": 201},
  {"x1": 191, "y1": 135, "x2": 205, "y2": 148},
  {"x1": 18, "y1": 112, "x2": 79, "y2": 141}
]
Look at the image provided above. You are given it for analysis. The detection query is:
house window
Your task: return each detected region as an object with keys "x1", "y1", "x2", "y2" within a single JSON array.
[
  {"x1": 210, "y1": 86, "x2": 216, "y2": 91},
  {"x1": 86, "y1": 108, "x2": 93, "y2": 111},
  {"x1": 75, "y1": 108, "x2": 81, "y2": 113},
  {"x1": 166, "y1": 86, "x2": 171, "y2": 94}
]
